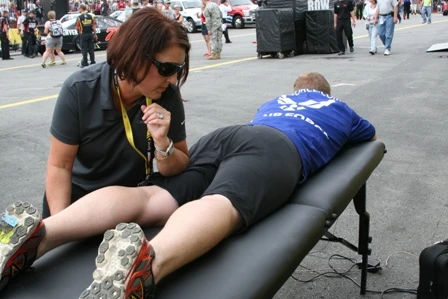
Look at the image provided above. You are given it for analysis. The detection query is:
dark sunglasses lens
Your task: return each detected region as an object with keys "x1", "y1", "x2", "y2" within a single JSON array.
[{"x1": 158, "y1": 62, "x2": 182, "y2": 77}]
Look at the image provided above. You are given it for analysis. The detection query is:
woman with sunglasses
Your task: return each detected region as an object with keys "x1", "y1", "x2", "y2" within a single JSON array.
[
  {"x1": 40, "y1": 7, "x2": 190, "y2": 218},
  {"x1": 0, "y1": 7, "x2": 193, "y2": 295}
]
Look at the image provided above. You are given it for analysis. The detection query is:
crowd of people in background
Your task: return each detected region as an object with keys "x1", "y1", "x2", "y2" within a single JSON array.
[
  {"x1": 353, "y1": 0, "x2": 441, "y2": 22},
  {"x1": 1, "y1": 0, "x2": 444, "y2": 63},
  {"x1": 68, "y1": 0, "x2": 233, "y2": 59},
  {"x1": 335, "y1": 0, "x2": 439, "y2": 57}
]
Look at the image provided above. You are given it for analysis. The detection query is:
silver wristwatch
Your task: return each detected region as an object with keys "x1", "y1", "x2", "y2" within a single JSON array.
[{"x1": 155, "y1": 138, "x2": 174, "y2": 157}]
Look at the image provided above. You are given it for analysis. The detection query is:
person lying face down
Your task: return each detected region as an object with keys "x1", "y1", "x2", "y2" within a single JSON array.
[{"x1": 0, "y1": 72, "x2": 377, "y2": 299}]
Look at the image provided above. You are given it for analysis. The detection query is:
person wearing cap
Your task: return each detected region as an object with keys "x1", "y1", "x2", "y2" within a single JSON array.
[
  {"x1": 173, "y1": 4, "x2": 184, "y2": 24},
  {"x1": 0, "y1": 10, "x2": 13, "y2": 60},
  {"x1": 162, "y1": 0, "x2": 176, "y2": 19},
  {"x1": 21, "y1": 9, "x2": 38, "y2": 58},
  {"x1": 131, "y1": 0, "x2": 141, "y2": 14}
]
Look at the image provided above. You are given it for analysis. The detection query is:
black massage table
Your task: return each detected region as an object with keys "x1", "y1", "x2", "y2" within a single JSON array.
[{"x1": 4, "y1": 141, "x2": 386, "y2": 299}]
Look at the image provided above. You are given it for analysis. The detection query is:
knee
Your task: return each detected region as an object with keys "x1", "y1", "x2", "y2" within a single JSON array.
[
  {"x1": 135, "y1": 187, "x2": 179, "y2": 227},
  {"x1": 192, "y1": 195, "x2": 242, "y2": 225}
]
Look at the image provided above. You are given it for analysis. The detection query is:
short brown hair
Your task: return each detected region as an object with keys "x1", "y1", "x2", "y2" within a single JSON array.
[
  {"x1": 107, "y1": 7, "x2": 191, "y2": 86},
  {"x1": 293, "y1": 72, "x2": 331, "y2": 95},
  {"x1": 47, "y1": 10, "x2": 56, "y2": 19}
]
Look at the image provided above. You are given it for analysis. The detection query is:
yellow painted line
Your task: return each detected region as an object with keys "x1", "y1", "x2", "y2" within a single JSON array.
[
  {"x1": 0, "y1": 53, "x2": 107, "y2": 72},
  {"x1": 190, "y1": 56, "x2": 257, "y2": 71},
  {"x1": 354, "y1": 34, "x2": 369, "y2": 39},
  {"x1": 353, "y1": 20, "x2": 448, "y2": 39},
  {"x1": 190, "y1": 32, "x2": 255, "y2": 43},
  {"x1": 0, "y1": 33, "x2": 255, "y2": 72},
  {"x1": 395, "y1": 19, "x2": 448, "y2": 31},
  {"x1": 0, "y1": 56, "x2": 257, "y2": 110},
  {"x1": 0, "y1": 95, "x2": 59, "y2": 109}
]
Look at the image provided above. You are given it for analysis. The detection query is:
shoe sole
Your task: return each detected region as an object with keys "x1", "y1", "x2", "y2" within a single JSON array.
[
  {"x1": 0, "y1": 202, "x2": 41, "y2": 280},
  {"x1": 79, "y1": 223, "x2": 145, "y2": 299}
]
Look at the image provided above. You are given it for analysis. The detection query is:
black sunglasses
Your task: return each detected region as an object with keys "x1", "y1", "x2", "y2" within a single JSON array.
[{"x1": 151, "y1": 58, "x2": 185, "y2": 77}]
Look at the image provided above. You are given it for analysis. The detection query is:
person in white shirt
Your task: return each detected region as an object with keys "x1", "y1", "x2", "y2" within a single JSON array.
[
  {"x1": 363, "y1": 0, "x2": 378, "y2": 55},
  {"x1": 17, "y1": 10, "x2": 27, "y2": 55},
  {"x1": 162, "y1": 0, "x2": 176, "y2": 19},
  {"x1": 219, "y1": 0, "x2": 232, "y2": 43},
  {"x1": 27, "y1": 2, "x2": 37, "y2": 11},
  {"x1": 111, "y1": 0, "x2": 118, "y2": 12}
]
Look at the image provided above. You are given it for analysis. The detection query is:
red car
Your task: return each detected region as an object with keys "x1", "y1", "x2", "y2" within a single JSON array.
[{"x1": 213, "y1": 0, "x2": 258, "y2": 29}]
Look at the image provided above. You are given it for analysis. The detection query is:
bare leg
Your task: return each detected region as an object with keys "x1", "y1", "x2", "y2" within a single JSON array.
[
  {"x1": 41, "y1": 48, "x2": 53, "y2": 64},
  {"x1": 37, "y1": 185, "x2": 178, "y2": 259},
  {"x1": 205, "y1": 34, "x2": 211, "y2": 54},
  {"x1": 55, "y1": 48, "x2": 66, "y2": 63},
  {"x1": 149, "y1": 195, "x2": 241, "y2": 283}
]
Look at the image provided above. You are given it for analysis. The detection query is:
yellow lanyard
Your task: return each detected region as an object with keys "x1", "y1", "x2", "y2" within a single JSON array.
[{"x1": 114, "y1": 71, "x2": 153, "y2": 175}]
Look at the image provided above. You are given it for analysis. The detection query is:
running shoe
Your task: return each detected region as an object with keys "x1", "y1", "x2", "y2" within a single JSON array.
[
  {"x1": 0, "y1": 201, "x2": 45, "y2": 291},
  {"x1": 79, "y1": 223, "x2": 156, "y2": 299},
  {"x1": 48, "y1": 61, "x2": 56, "y2": 66}
]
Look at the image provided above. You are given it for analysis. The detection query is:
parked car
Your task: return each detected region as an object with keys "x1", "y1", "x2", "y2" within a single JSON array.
[
  {"x1": 37, "y1": 16, "x2": 122, "y2": 54},
  {"x1": 59, "y1": 12, "x2": 90, "y2": 23},
  {"x1": 110, "y1": 10, "x2": 126, "y2": 22},
  {"x1": 171, "y1": 0, "x2": 202, "y2": 33},
  {"x1": 213, "y1": 0, "x2": 258, "y2": 29}
]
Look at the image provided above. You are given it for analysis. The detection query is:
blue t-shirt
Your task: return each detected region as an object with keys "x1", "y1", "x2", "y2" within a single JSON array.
[{"x1": 248, "y1": 89, "x2": 375, "y2": 182}]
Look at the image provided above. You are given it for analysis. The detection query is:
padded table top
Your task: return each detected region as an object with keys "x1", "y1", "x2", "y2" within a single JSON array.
[
  {"x1": 4, "y1": 141, "x2": 385, "y2": 299},
  {"x1": 5, "y1": 205, "x2": 327, "y2": 299}
]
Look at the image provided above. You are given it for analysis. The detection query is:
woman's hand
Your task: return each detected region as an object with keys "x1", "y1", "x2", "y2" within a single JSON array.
[{"x1": 141, "y1": 103, "x2": 171, "y2": 148}]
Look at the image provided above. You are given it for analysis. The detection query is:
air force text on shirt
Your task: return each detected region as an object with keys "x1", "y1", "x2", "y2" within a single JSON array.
[{"x1": 260, "y1": 91, "x2": 338, "y2": 139}]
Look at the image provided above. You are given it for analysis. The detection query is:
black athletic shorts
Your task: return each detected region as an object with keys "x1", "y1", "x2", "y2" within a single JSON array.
[
  {"x1": 141, "y1": 125, "x2": 302, "y2": 231},
  {"x1": 201, "y1": 23, "x2": 208, "y2": 36}
]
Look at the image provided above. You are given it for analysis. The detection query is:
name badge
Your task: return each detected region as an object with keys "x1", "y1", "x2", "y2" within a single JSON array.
[{"x1": 379, "y1": 16, "x2": 385, "y2": 24}]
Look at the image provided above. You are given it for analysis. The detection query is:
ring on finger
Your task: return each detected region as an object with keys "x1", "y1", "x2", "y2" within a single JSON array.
[{"x1": 157, "y1": 112, "x2": 164, "y2": 119}]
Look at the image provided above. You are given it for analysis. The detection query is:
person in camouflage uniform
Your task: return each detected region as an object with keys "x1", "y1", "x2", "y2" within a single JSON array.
[{"x1": 203, "y1": 0, "x2": 222, "y2": 60}]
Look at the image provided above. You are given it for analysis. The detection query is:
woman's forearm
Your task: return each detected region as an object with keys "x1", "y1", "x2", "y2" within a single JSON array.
[{"x1": 45, "y1": 165, "x2": 73, "y2": 215}]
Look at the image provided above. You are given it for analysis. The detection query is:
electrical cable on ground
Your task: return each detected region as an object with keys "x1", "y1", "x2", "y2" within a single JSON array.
[{"x1": 290, "y1": 252, "x2": 418, "y2": 298}]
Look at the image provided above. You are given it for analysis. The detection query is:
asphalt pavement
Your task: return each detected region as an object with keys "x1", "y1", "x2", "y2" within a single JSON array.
[{"x1": 1, "y1": 13, "x2": 448, "y2": 299}]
